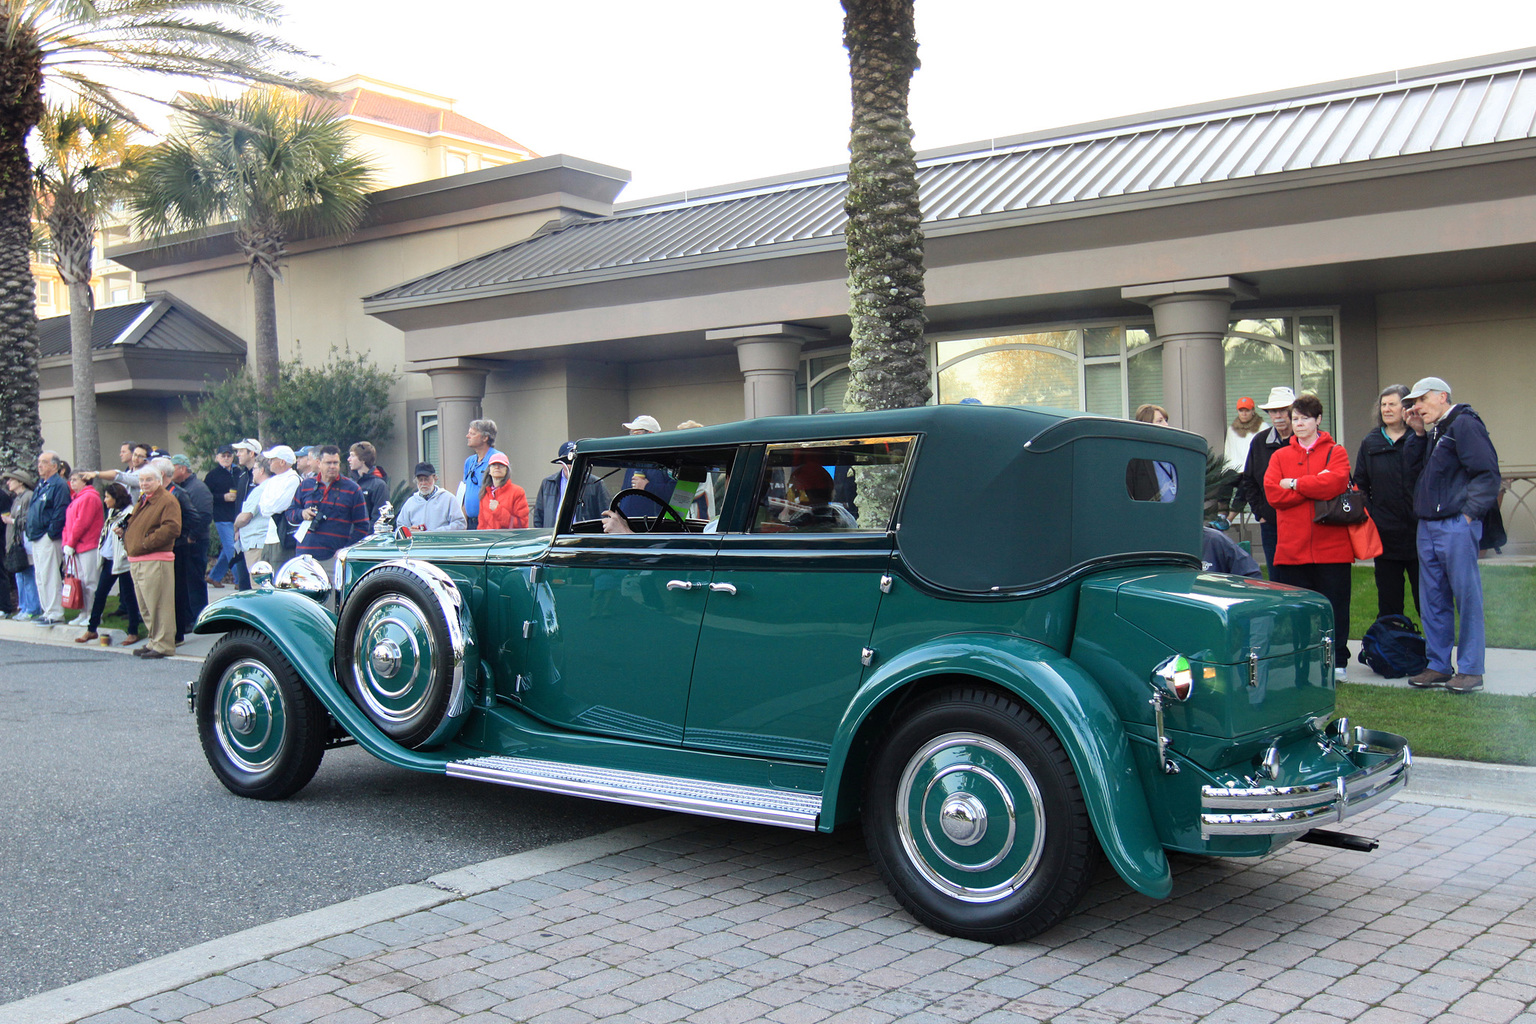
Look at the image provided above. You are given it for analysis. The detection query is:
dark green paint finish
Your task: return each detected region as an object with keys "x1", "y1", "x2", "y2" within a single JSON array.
[
  {"x1": 824, "y1": 634, "x2": 1172, "y2": 900},
  {"x1": 465, "y1": 700, "x2": 826, "y2": 797},
  {"x1": 685, "y1": 537, "x2": 894, "y2": 760},
  {"x1": 1073, "y1": 569, "x2": 1336, "y2": 754},
  {"x1": 194, "y1": 590, "x2": 452, "y2": 773}
]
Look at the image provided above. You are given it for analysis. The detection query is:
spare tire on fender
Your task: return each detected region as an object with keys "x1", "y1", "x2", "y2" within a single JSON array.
[{"x1": 334, "y1": 561, "x2": 473, "y2": 749}]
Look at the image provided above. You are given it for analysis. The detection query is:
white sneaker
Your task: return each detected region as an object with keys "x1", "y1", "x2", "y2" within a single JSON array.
[{"x1": 1334, "y1": 667, "x2": 1347, "y2": 681}]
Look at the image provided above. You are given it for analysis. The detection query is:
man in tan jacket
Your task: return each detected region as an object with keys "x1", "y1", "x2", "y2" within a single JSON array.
[{"x1": 122, "y1": 464, "x2": 181, "y2": 658}]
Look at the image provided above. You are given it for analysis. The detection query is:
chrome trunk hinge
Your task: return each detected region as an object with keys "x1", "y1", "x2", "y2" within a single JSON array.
[
  {"x1": 1149, "y1": 692, "x2": 1179, "y2": 774},
  {"x1": 1248, "y1": 650, "x2": 1259, "y2": 688},
  {"x1": 879, "y1": 574, "x2": 893, "y2": 594}
]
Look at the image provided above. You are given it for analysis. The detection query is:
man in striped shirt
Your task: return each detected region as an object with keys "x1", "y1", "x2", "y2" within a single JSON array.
[{"x1": 284, "y1": 445, "x2": 370, "y2": 576}]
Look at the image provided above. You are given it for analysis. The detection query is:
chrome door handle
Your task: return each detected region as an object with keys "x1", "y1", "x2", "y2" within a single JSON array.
[
  {"x1": 708, "y1": 582, "x2": 737, "y2": 595},
  {"x1": 666, "y1": 580, "x2": 697, "y2": 591}
]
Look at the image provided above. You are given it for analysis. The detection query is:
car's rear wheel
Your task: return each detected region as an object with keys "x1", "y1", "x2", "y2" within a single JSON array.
[
  {"x1": 197, "y1": 630, "x2": 326, "y2": 800},
  {"x1": 864, "y1": 685, "x2": 1100, "y2": 942},
  {"x1": 334, "y1": 564, "x2": 461, "y2": 748}
]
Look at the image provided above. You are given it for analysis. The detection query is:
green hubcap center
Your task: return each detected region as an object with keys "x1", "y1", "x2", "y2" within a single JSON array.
[{"x1": 897, "y1": 732, "x2": 1046, "y2": 903}]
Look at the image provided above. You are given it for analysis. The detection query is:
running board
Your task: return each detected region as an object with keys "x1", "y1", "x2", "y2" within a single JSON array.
[{"x1": 446, "y1": 755, "x2": 822, "y2": 830}]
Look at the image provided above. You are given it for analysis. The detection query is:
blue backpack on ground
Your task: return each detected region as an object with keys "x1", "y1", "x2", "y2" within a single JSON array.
[{"x1": 1359, "y1": 614, "x2": 1429, "y2": 679}]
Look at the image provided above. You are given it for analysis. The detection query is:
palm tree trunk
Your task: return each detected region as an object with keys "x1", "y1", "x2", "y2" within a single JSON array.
[
  {"x1": 251, "y1": 265, "x2": 279, "y2": 440},
  {"x1": 0, "y1": 34, "x2": 45, "y2": 469},
  {"x1": 68, "y1": 279, "x2": 99, "y2": 469},
  {"x1": 841, "y1": 0, "x2": 928, "y2": 414}
]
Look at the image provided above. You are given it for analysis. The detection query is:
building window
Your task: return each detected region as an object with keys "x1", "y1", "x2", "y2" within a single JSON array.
[
  {"x1": 35, "y1": 279, "x2": 53, "y2": 306},
  {"x1": 801, "y1": 310, "x2": 1343, "y2": 438},
  {"x1": 418, "y1": 410, "x2": 440, "y2": 470},
  {"x1": 445, "y1": 152, "x2": 469, "y2": 176}
]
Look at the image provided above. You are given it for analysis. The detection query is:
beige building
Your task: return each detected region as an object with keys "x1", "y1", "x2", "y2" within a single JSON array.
[{"x1": 100, "y1": 49, "x2": 1536, "y2": 549}]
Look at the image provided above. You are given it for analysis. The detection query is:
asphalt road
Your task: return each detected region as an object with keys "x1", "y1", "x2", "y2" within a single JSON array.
[{"x1": 0, "y1": 638, "x2": 654, "y2": 1003}]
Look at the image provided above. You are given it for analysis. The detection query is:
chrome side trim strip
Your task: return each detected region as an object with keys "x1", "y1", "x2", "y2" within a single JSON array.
[
  {"x1": 1200, "y1": 731, "x2": 1411, "y2": 837},
  {"x1": 447, "y1": 755, "x2": 822, "y2": 830}
]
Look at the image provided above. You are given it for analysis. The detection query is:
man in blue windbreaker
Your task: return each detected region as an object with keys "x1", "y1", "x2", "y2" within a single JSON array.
[{"x1": 1402, "y1": 377, "x2": 1501, "y2": 694}]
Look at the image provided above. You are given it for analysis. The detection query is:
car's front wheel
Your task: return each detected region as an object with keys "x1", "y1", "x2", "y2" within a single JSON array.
[
  {"x1": 864, "y1": 685, "x2": 1100, "y2": 942},
  {"x1": 197, "y1": 629, "x2": 326, "y2": 800}
]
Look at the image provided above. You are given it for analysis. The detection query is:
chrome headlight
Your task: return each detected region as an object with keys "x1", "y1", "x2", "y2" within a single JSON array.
[{"x1": 275, "y1": 554, "x2": 333, "y2": 600}]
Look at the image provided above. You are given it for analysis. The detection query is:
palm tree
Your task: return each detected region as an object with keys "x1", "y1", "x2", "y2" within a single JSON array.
[
  {"x1": 33, "y1": 102, "x2": 141, "y2": 471},
  {"x1": 131, "y1": 87, "x2": 378, "y2": 437},
  {"x1": 840, "y1": 0, "x2": 927, "y2": 529},
  {"x1": 841, "y1": 0, "x2": 928, "y2": 414},
  {"x1": 0, "y1": 0, "x2": 311, "y2": 469}
]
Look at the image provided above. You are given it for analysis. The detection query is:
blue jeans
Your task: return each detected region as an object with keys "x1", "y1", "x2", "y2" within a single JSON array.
[
  {"x1": 210, "y1": 521, "x2": 237, "y2": 581},
  {"x1": 1417, "y1": 516, "x2": 1485, "y2": 675},
  {"x1": 16, "y1": 567, "x2": 40, "y2": 615}
]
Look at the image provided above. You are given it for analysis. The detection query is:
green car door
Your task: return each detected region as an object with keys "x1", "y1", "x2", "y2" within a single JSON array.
[
  {"x1": 518, "y1": 447, "x2": 736, "y2": 745},
  {"x1": 684, "y1": 436, "x2": 915, "y2": 761}
]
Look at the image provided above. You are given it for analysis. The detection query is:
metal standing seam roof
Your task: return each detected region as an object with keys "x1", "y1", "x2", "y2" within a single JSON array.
[
  {"x1": 368, "y1": 56, "x2": 1536, "y2": 305},
  {"x1": 37, "y1": 294, "x2": 248, "y2": 358}
]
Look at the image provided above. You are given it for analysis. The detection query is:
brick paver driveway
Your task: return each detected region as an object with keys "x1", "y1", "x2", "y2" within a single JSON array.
[{"x1": 79, "y1": 800, "x2": 1536, "y2": 1024}]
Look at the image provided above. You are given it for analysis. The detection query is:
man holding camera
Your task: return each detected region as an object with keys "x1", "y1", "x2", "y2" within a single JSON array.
[{"x1": 284, "y1": 444, "x2": 371, "y2": 577}]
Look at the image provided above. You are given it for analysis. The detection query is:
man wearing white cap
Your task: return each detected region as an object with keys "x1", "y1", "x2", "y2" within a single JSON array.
[
  {"x1": 618, "y1": 415, "x2": 674, "y2": 518},
  {"x1": 1403, "y1": 377, "x2": 1501, "y2": 693},
  {"x1": 1234, "y1": 386, "x2": 1296, "y2": 569},
  {"x1": 257, "y1": 445, "x2": 302, "y2": 565}
]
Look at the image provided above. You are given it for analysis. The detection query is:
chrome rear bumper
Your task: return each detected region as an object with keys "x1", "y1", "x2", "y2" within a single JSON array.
[{"x1": 1200, "y1": 729, "x2": 1411, "y2": 838}]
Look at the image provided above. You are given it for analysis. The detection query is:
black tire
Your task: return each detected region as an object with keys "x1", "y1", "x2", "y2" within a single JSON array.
[
  {"x1": 863, "y1": 685, "x2": 1101, "y2": 942},
  {"x1": 197, "y1": 629, "x2": 326, "y2": 800},
  {"x1": 334, "y1": 564, "x2": 460, "y2": 749}
]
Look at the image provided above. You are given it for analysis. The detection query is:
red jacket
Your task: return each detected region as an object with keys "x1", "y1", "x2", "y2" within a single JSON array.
[
  {"x1": 477, "y1": 480, "x2": 529, "y2": 530},
  {"x1": 1264, "y1": 431, "x2": 1353, "y2": 565},
  {"x1": 62, "y1": 486, "x2": 105, "y2": 552}
]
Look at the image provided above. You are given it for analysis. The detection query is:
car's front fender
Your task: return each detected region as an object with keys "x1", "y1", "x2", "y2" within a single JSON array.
[
  {"x1": 824, "y1": 634, "x2": 1172, "y2": 899},
  {"x1": 193, "y1": 591, "x2": 450, "y2": 773}
]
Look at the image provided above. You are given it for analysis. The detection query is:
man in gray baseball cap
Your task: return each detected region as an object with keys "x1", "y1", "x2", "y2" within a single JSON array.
[{"x1": 1402, "y1": 376, "x2": 1501, "y2": 693}]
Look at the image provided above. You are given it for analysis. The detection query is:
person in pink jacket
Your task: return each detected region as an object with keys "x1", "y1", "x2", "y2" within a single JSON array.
[{"x1": 62, "y1": 473, "x2": 105, "y2": 620}]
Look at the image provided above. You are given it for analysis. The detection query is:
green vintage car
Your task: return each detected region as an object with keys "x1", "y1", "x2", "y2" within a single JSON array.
[{"x1": 189, "y1": 405, "x2": 1409, "y2": 942}]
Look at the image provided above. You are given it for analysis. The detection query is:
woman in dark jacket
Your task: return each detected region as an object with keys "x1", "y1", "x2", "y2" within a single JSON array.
[{"x1": 1354, "y1": 385, "x2": 1422, "y2": 620}]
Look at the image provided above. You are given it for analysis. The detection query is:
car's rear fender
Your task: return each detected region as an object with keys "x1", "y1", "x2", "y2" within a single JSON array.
[
  {"x1": 193, "y1": 591, "x2": 450, "y2": 773},
  {"x1": 824, "y1": 634, "x2": 1172, "y2": 899}
]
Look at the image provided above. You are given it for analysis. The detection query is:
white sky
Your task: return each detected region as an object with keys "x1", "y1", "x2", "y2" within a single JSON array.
[{"x1": 275, "y1": 1, "x2": 1535, "y2": 202}]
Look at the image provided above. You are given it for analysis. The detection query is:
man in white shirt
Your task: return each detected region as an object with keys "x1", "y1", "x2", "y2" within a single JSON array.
[
  {"x1": 255, "y1": 446, "x2": 301, "y2": 565},
  {"x1": 231, "y1": 459, "x2": 273, "y2": 587}
]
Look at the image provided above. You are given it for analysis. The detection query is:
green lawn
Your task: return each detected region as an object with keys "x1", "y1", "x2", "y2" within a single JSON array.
[
  {"x1": 1335, "y1": 682, "x2": 1536, "y2": 766},
  {"x1": 1345, "y1": 563, "x2": 1536, "y2": 648}
]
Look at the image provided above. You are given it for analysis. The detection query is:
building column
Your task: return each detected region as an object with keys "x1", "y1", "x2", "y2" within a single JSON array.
[
  {"x1": 418, "y1": 358, "x2": 499, "y2": 492},
  {"x1": 706, "y1": 324, "x2": 829, "y2": 419},
  {"x1": 1122, "y1": 276, "x2": 1257, "y2": 451}
]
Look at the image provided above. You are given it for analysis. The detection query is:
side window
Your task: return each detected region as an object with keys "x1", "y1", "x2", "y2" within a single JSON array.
[
  {"x1": 566, "y1": 448, "x2": 737, "y2": 533},
  {"x1": 1126, "y1": 458, "x2": 1178, "y2": 502},
  {"x1": 751, "y1": 436, "x2": 915, "y2": 533}
]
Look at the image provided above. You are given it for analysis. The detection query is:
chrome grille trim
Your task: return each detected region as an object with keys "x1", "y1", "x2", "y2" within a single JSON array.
[{"x1": 447, "y1": 755, "x2": 822, "y2": 830}]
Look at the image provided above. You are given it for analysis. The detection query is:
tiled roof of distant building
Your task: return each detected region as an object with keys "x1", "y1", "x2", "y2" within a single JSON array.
[{"x1": 325, "y1": 86, "x2": 537, "y2": 157}]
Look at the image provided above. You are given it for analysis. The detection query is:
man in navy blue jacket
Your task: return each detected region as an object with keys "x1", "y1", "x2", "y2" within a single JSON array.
[{"x1": 1402, "y1": 377, "x2": 1500, "y2": 694}]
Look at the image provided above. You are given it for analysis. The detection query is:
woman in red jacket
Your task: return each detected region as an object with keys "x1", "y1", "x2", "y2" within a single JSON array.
[
  {"x1": 1264, "y1": 392, "x2": 1353, "y2": 679},
  {"x1": 477, "y1": 453, "x2": 529, "y2": 530},
  {"x1": 62, "y1": 472, "x2": 105, "y2": 620}
]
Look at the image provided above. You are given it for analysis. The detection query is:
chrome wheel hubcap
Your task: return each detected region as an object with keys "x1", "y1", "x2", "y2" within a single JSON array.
[
  {"x1": 213, "y1": 659, "x2": 286, "y2": 774},
  {"x1": 352, "y1": 595, "x2": 436, "y2": 723},
  {"x1": 896, "y1": 732, "x2": 1045, "y2": 903}
]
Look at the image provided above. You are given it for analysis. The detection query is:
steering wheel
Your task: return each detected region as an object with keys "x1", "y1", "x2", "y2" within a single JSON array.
[{"x1": 609, "y1": 488, "x2": 686, "y2": 533}]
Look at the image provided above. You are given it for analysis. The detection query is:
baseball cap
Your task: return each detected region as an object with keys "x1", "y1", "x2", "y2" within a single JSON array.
[
  {"x1": 169, "y1": 454, "x2": 192, "y2": 468},
  {"x1": 1236, "y1": 397, "x2": 1255, "y2": 411},
  {"x1": 414, "y1": 461, "x2": 436, "y2": 477},
  {"x1": 552, "y1": 441, "x2": 577, "y2": 463},
  {"x1": 622, "y1": 414, "x2": 661, "y2": 433},
  {"x1": 1405, "y1": 376, "x2": 1452, "y2": 400},
  {"x1": 1258, "y1": 386, "x2": 1297, "y2": 411},
  {"x1": 294, "y1": 445, "x2": 314, "y2": 458},
  {"x1": 263, "y1": 444, "x2": 296, "y2": 463},
  {"x1": 232, "y1": 438, "x2": 261, "y2": 453},
  {"x1": 487, "y1": 452, "x2": 510, "y2": 469},
  {"x1": 215, "y1": 443, "x2": 235, "y2": 455}
]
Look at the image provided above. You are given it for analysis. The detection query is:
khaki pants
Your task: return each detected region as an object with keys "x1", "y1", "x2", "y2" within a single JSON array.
[
  {"x1": 33, "y1": 535, "x2": 64, "y2": 620},
  {"x1": 130, "y1": 559, "x2": 177, "y2": 654}
]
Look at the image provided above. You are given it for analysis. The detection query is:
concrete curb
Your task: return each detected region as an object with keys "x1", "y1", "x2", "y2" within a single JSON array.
[
  {"x1": 0, "y1": 817, "x2": 695, "y2": 1024},
  {"x1": 1400, "y1": 755, "x2": 1536, "y2": 818}
]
